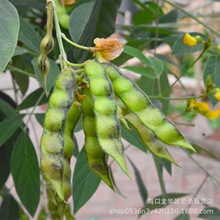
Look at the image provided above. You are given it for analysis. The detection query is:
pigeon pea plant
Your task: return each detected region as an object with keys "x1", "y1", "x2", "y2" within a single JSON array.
[{"x1": 1, "y1": 0, "x2": 220, "y2": 219}]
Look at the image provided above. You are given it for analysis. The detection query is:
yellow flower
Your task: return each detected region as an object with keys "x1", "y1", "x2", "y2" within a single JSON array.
[
  {"x1": 214, "y1": 91, "x2": 220, "y2": 101},
  {"x1": 206, "y1": 110, "x2": 220, "y2": 119},
  {"x1": 92, "y1": 38, "x2": 124, "y2": 61},
  {"x1": 187, "y1": 99, "x2": 220, "y2": 119},
  {"x1": 183, "y1": 33, "x2": 197, "y2": 46}
]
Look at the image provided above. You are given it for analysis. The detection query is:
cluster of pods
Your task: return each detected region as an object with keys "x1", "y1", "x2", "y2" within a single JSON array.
[{"x1": 40, "y1": 58, "x2": 195, "y2": 203}]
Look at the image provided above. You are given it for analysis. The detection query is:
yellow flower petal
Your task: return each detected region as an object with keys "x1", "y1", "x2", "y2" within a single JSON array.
[
  {"x1": 183, "y1": 33, "x2": 197, "y2": 46},
  {"x1": 195, "y1": 102, "x2": 210, "y2": 113},
  {"x1": 188, "y1": 99, "x2": 196, "y2": 108},
  {"x1": 93, "y1": 38, "x2": 124, "y2": 61},
  {"x1": 205, "y1": 110, "x2": 220, "y2": 119},
  {"x1": 214, "y1": 91, "x2": 220, "y2": 101}
]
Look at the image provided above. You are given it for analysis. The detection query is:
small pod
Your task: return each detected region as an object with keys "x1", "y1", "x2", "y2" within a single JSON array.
[
  {"x1": 40, "y1": 0, "x2": 54, "y2": 55},
  {"x1": 40, "y1": 34, "x2": 54, "y2": 55},
  {"x1": 116, "y1": 97, "x2": 177, "y2": 164},
  {"x1": 37, "y1": 54, "x2": 50, "y2": 76},
  {"x1": 41, "y1": 68, "x2": 78, "y2": 202},
  {"x1": 103, "y1": 63, "x2": 195, "y2": 152},
  {"x1": 82, "y1": 87, "x2": 114, "y2": 190},
  {"x1": 84, "y1": 60, "x2": 130, "y2": 177}
]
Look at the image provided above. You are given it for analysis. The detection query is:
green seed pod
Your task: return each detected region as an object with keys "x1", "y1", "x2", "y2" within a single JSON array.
[
  {"x1": 103, "y1": 63, "x2": 195, "y2": 152},
  {"x1": 116, "y1": 97, "x2": 177, "y2": 164},
  {"x1": 63, "y1": 98, "x2": 81, "y2": 159},
  {"x1": 46, "y1": 182, "x2": 61, "y2": 220},
  {"x1": 82, "y1": 87, "x2": 114, "y2": 189},
  {"x1": 40, "y1": 68, "x2": 78, "y2": 202},
  {"x1": 40, "y1": 34, "x2": 54, "y2": 55},
  {"x1": 40, "y1": 0, "x2": 54, "y2": 55},
  {"x1": 84, "y1": 60, "x2": 130, "y2": 177},
  {"x1": 37, "y1": 54, "x2": 50, "y2": 76}
]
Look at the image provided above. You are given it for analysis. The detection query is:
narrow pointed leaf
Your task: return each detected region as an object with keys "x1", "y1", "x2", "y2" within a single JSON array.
[
  {"x1": 121, "y1": 125, "x2": 147, "y2": 153},
  {"x1": 16, "y1": 88, "x2": 48, "y2": 111},
  {"x1": 128, "y1": 158, "x2": 148, "y2": 205},
  {"x1": 123, "y1": 45, "x2": 151, "y2": 66},
  {"x1": 11, "y1": 132, "x2": 40, "y2": 216},
  {"x1": 72, "y1": 148, "x2": 101, "y2": 214},
  {"x1": 0, "y1": 194, "x2": 20, "y2": 220},
  {"x1": 0, "y1": 114, "x2": 24, "y2": 147},
  {"x1": 18, "y1": 17, "x2": 40, "y2": 53}
]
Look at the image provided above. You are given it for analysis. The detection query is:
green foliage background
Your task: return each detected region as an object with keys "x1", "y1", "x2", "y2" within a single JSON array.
[{"x1": 1, "y1": 0, "x2": 220, "y2": 219}]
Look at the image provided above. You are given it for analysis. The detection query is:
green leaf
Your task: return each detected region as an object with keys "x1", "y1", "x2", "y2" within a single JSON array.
[
  {"x1": 0, "y1": 0, "x2": 19, "y2": 72},
  {"x1": 128, "y1": 158, "x2": 148, "y2": 205},
  {"x1": 74, "y1": 116, "x2": 83, "y2": 132},
  {"x1": 137, "y1": 72, "x2": 170, "y2": 114},
  {"x1": 134, "y1": 9, "x2": 155, "y2": 25},
  {"x1": 0, "y1": 193, "x2": 20, "y2": 220},
  {"x1": 140, "y1": 193, "x2": 188, "y2": 216},
  {"x1": 123, "y1": 66, "x2": 157, "y2": 79},
  {"x1": 0, "y1": 143, "x2": 14, "y2": 189},
  {"x1": 198, "y1": 206, "x2": 220, "y2": 219},
  {"x1": 175, "y1": 213, "x2": 190, "y2": 220},
  {"x1": 156, "y1": 157, "x2": 172, "y2": 176},
  {"x1": 148, "y1": 57, "x2": 164, "y2": 77},
  {"x1": 12, "y1": 71, "x2": 29, "y2": 96},
  {"x1": 9, "y1": 0, "x2": 45, "y2": 10},
  {"x1": 72, "y1": 148, "x2": 101, "y2": 214},
  {"x1": 35, "y1": 113, "x2": 45, "y2": 127},
  {"x1": 32, "y1": 57, "x2": 60, "y2": 93},
  {"x1": 121, "y1": 125, "x2": 147, "y2": 153},
  {"x1": 203, "y1": 55, "x2": 220, "y2": 106},
  {"x1": 69, "y1": 0, "x2": 121, "y2": 62},
  {"x1": 69, "y1": 1, "x2": 96, "y2": 43},
  {"x1": 123, "y1": 45, "x2": 151, "y2": 66},
  {"x1": 13, "y1": 46, "x2": 28, "y2": 57},
  {"x1": 0, "y1": 114, "x2": 24, "y2": 147},
  {"x1": 18, "y1": 17, "x2": 40, "y2": 54},
  {"x1": 11, "y1": 132, "x2": 40, "y2": 216},
  {"x1": 172, "y1": 33, "x2": 206, "y2": 56},
  {"x1": 0, "y1": 98, "x2": 17, "y2": 116},
  {"x1": 16, "y1": 88, "x2": 48, "y2": 111}
]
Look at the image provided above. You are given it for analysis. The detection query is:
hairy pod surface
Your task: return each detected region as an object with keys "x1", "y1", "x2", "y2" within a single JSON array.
[
  {"x1": 82, "y1": 88, "x2": 114, "y2": 189},
  {"x1": 116, "y1": 97, "x2": 177, "y2": 164},
  {"x1": 37, "y1": 54, "x2": 50, "y2": 76},
  {"x1": 84, "y1": 61, "x2": 130, "y2": 177},
  {"x1": 41, "y1": 68, "x2": 77, "y2": 202},
  {"x1": 40, "y1": 34, "x2": 54, "y2": 55},
  {"x1": 103, "y1": 63, "x2": 195, "y2": 152}
]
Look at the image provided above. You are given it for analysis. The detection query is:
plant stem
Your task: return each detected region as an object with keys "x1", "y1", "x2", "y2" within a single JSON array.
[
  {"x1": 24, "y1": 91, "x2": 46, "y2": 129},
  {"x1": 169, "y1": 48, "x2": 208, "y2": 89},
  {"x1": 153, "y1": 156, "x2": 167, "y2": 196},
  {"x1": 7, "y1": 65, "x2": 36, "y2": 78},
  {"x1": 61, "y1": 33, "x2": 92, "y2": 51},
  {"x1": 164, "y1": 0, "x2": 220, "y2": 37},
  {"x1": 187, "y1": 174, "x2": 208, "y2": 209},
  {"x1": 51, "y1": 0, "x2": 68, "y2": 67},
  {"x1": 66, "y1": 61, "x2": 85, "y2": 67},
  {"x1": 149, "y1": 94, "x2": 204, "y2": 101},
  {"x1": 184, "y1": 149, "x2": 220, "y2": 185},
  {"x1": 174, "y1": 121, "x2": 195, "y2": 127}
]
